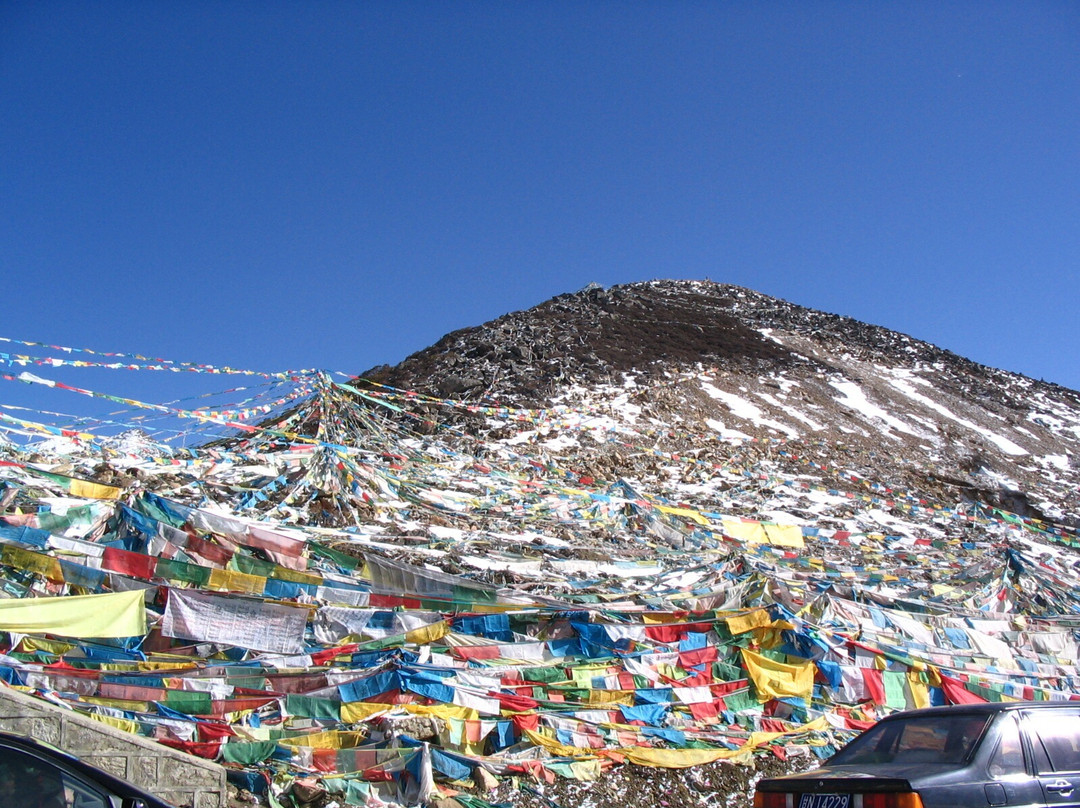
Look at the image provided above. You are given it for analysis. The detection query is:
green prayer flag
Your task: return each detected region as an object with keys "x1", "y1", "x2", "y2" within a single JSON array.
[
  {"x1": 232, "y1": 553, "x2": 277, "y2": 578},
  {"x1": 164, "y1": 690, "x2": 212, "y2": 715},
  {"x1": 522, "y1": 666, "x2": 566, "y2": 684},
  {"x1": 882, "y1": 670, "x2": 907, "y2": 709},
  {"x1": 221, "y1": 741, "x2": 279, "y2": 765},
  {"x1": 156, "y1": 557, "x2": 211, "y2": 586},
  {"x1": 286, "y1": 694, "x2": 341, "y2": 721}
]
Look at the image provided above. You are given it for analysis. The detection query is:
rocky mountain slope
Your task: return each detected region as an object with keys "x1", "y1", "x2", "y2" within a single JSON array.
[{"x1": 362, "y1": 279, "x2": 1080, "y2": 531}]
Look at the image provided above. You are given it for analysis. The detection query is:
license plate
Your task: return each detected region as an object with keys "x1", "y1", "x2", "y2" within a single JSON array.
[{"x1": 797, "y1": 795, "x2": 850, "y2": 808}]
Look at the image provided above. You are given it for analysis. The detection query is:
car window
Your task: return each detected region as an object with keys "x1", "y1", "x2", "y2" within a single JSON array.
[
  {"x1": 0, "y1": 745, "x2": 109, "y2": 808},
  {"x1": 830, "y1": 713, "x2": 991, "y2": 766},
  {"x1": 1026, "y1": 710, "x2": 1080, "y2": 774},
  {"x1": 988, "y1": 714, "x2": 1025, "y2": 777}
]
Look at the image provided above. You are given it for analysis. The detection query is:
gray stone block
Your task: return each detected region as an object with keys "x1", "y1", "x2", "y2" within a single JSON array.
[
  {"x1": 30, "y1": 717, "x2": 62, "y2": 745},
  {"x1": 60, "y1": 720, "x2": 106, "y2": 752},
  {"x1": 158, "y1": 759, "x2": 208, "y2": 788},
  {"x1": 195, "y1": 791, "x2": 224, "y2": 808},
  {"x1": 82, "y1": 754, "x2": 129, "y2": 779},
  {"x1": 129, "y1": 755, "x2": 159, "y2": 786},
  {"x1": 160, "y1": 790, "x2": 196, "y2": 808}
]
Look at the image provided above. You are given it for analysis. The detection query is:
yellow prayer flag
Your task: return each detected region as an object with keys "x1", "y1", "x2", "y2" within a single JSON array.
[
  {"x1": 906, "y1": 671, "x2": 930, "y2": 709},
  {"x1": 207, "y1": 568, "x2": 266, "y2": 595},
  {"x1": 340, "y1": 702, "x2": 392, "y2": 723},
  {"x1": 586, "y1": 690, "x2": 634, "y2": 706},
  {"x1": 726, "y1": 608, "x2": 773, "y2": 635},
  {"x1": 2, "y1": 545, "x2": 63, "y2": 582},
  {"x1": 86, "y1": 712, "x2": 140, "y2": 734},
  {"x1": 722, "y1": 520, "x2": 768, "y2": 544},
  {"x1": 568, "y1": 759, "x2": 602, "y2": 781},
  {"x1": 746, "y1": 717, "x2": 830, "y2": 750},
  {"x1": 405, "y1": 620, "x2": 450, "y2": 645},
  {"x1": 746, "y1": 730, "x2": 784, "y2": 747},
  {"x1": 19, "y1": 637, "x2": 76, "y2": 655},
  {"x1": 82, "y1": 697, "x2": 151, "y2": 712},
  {"x1": 137, "y1": 661, "x2": 198, "y2": 672},
  {"x1": 763, "y1": 524, "x2": 805, "y2": 549},
  {"x1": 618, "y1": 746, "x2": 746, "y2": 767},
  {"x1": 272, "y1": 567, "x2": 322, "y2": 586},
  {"x1": 655, "y1": 505, "x2": 710, "y2": 526},
  {"x1": 740, "y1": 647, "x2": 815, "y2": 702},
  {"x1": 405, "y1": 703, "x2": 479, "y2": 721},
  {"x1": 69, "y1": 479, "x2": 122, "y2": 500},
  {"x1": 0, "y1": 590, "x2": 146, "y2": 638},
  {"x1": 641, "y1": 613, "x2": 683, "y2": 625}
]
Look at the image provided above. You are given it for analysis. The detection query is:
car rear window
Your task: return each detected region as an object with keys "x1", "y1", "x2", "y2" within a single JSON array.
[
  {"x1": 830, "y1": 713, "x2": 991, "y2": 766},
  {"x1": 1025, "y1": 710, "x2": 1080, "y2": 773}
]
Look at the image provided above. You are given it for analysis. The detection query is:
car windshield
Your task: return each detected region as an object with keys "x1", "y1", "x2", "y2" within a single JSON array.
[{"x1": 830, "y1": 713, "x2": 991, "y2": 766}]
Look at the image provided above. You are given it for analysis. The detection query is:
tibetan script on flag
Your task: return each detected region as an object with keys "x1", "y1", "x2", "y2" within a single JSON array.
[{"x1": 163, "y1": 589, "x2": 307, "y2": 653}]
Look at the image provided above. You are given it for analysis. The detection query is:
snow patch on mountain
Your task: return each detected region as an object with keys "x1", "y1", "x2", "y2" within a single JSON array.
[
  {"x1": 828, "y1": 379, "x2": 921, "y2": 439},
  {"x1": 701, "y1": 380, "x2": 800, "y2": 438}
]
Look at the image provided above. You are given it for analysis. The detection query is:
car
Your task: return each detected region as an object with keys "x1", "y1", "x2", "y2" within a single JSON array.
[
  {"x1": 754, "y1": 702, "x2": 1080, "y2": 808},
  {"x1": 0, "y1": 730, "x2": 176, "y2": 808}
]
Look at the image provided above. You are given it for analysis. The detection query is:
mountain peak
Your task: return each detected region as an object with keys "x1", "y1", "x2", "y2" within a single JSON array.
[
  {"x1": 359, "y1": 279, "x2": 1079, "y2": 528},
  {"x1": 363, "y1": 280, "x2": 802, "y2": 400},
  {"x1": 363, "y1": 279, "x2": 1042, "y2": 401}
]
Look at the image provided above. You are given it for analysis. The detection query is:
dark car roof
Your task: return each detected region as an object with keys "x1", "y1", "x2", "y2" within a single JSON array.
[
  {"x1": 0, "y1": 731, "x2": 175, "y2": 808},
  {"x1": 873, "y1": 701, "x2": 1079, "y2": 721}
]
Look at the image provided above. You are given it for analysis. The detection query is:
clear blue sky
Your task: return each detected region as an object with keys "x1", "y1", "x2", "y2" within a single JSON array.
[{"x1": 2, "y1": 2, "x2": 1078, "y2": 431}]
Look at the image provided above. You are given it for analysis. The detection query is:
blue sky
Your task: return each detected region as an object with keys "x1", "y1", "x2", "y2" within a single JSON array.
[{"x1": 2, "y1": 2, "x2": 1078, "y2": 435}]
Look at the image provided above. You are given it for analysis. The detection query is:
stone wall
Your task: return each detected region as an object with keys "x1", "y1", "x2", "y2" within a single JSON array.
[{"x1": 0, "y1": 684, "x2": 227, "y2": 808}]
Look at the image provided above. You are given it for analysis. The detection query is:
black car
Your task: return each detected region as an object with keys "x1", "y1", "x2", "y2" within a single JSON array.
[
  {"x1": 0, "y1": 731, "x2": 176, "y2": 808},
  {"x1": 755, "y1": 702, "x2": 1080, "y2": 808}
]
